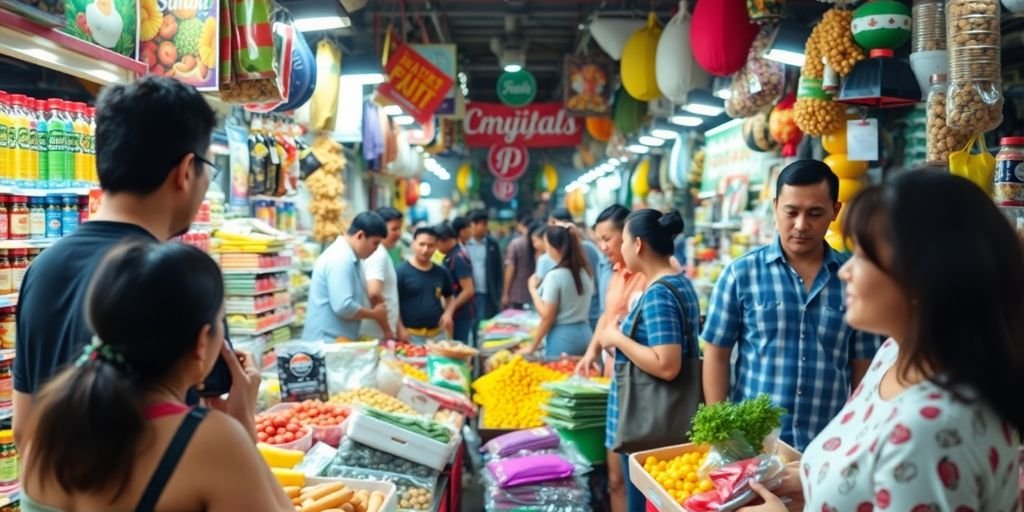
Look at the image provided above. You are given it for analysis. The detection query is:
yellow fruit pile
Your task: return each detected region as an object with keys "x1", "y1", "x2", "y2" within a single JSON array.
[
  {"x1": 401, "y1": 362, "x2": 428, "y2": 382},
  {"x1": 642, "y1": 446, "x2": 714, "y2": 505},
  {"x1": 473, "y1": 355, "x2": 566, "y2": 429}
]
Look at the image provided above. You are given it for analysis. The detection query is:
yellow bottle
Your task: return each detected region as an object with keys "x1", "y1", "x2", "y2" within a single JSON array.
[
  {"x1": 0, "y1": 92, "x2": 11, "y2": 183},
  {"x1": 10, "y1": 94, "x2": 34, "y2": 185},
  {"x1": 71, "y1": 102, "x2": 89, "y2": 185}
]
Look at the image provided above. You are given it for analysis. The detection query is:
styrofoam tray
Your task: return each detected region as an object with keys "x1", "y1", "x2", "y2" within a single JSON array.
[
  {"x1": 305, "y1": 476, "x2": 398, "y2": 512},
  {"x1": 345, "y1": 411, "x2": 459, "y2": 471}
]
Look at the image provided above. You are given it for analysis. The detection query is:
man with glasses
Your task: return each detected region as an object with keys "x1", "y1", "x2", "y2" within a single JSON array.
[{"x1": 14, "y1": 76, "x2": 220, "y2": 446}]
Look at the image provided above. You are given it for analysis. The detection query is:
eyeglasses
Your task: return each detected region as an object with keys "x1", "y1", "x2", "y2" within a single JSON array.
[{"x1": 193, "y1": 153, "x2": 223, "y2": 182}]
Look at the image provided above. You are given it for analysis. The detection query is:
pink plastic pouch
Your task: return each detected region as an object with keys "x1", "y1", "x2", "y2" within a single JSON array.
[
  {"x1": 487, "y1": 455, "x2": 575, "y2": 488},
  {"x1": 482, "y1": 427, "x2": 560, "y2": 457}
]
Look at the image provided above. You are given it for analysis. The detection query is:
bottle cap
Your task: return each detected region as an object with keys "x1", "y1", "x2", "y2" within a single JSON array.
[{"x1": 47, "y1": 98, "x2": 64, "y2": 110}]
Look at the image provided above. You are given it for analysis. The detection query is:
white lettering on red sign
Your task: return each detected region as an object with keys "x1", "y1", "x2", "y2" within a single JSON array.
[
  {"x1": 487, "y1": 144, "x2": 529, "y2": 181},
  {"x1": 492, "y1": 180, "x2": 518, "y2": 202},
  {"x1": 462, "y1": 103, "x2": 582, "y2": 147}
]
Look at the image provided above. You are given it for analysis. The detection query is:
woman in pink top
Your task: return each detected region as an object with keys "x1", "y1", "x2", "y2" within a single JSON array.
[{"x1": 21, "y1": 242, "x2": 293, "y2": 511}]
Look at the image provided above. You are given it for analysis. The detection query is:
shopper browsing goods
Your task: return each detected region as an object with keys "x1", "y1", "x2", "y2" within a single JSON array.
[
  {"x1": 599, "y1": 209, "x2": 702, "y2": 512},
  {"x1": 465, "y1": 209, "x2": 503, "y2": 322},
  {"x1": 518, "y1": 225, "x2": 595, "y2": 358},
  {"x1": 396, "y1": 227, "x2": 456, "y2": 345},
  {"x1": 537, "y1": 208, "x2": 603, "y2": 329},
  {"x1": 361, "y1": 207, "x2": 405, "y2": 341},
  {"x1": 303, "y1": 212, "x2": 388, "y2": 342},
  {"x1": 22, "y1": 242, "x2": 292, "y2": 511},
  {"x1": 434, "y1": 222, "x2": 477, "y2": 344},
  {"x1": 501, "y1": 213, "x2": 536, "y2": 311},
  {"x1": 14, "y1": 76, "x2": 218, "y2": 447},
  {"x1": 702, "y1": 160, "x2": 882, "y2": 451},
  {"x1": 741, "y1": 171, "x2": 1024, "y2": 511}
]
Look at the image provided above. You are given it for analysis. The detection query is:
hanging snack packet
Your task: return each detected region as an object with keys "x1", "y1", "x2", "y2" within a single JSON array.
[
  {"x1": 426, "y1": 354, "x2": 471, "y2": 396},
  {"x1": 277, "y1": 341, "x2": 328, "y2": 402},
  {"x1": 219, "y1": 0, "x2": 285, "y2": 104}
]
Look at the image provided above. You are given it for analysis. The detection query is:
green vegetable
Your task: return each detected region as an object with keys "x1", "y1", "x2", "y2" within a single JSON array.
[{"x1": 688, "y1": 394, "x2": 786, "y2": 450}]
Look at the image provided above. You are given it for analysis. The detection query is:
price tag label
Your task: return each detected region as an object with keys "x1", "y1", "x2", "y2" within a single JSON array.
[
  {"x1": 397, "y1": 384, "x2": 441, "y2": 416},
  {"x1": 747, "y1": 73, "x2": 762, "y2": 94},
  {"x1": 847, "y1": 119, "x2": 879, "y2": 162}
]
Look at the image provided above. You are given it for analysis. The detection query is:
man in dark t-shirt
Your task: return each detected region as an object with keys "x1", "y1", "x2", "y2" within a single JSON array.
[
  {"x1": 396, "y1": 227, "x2": 455, "y2": 345},
  {"x1": 13, "y1": 77, "x2": 220, "y2": 446},
  {"x1": 434, "y1": 222, "x2": 476, "y2": 345}
]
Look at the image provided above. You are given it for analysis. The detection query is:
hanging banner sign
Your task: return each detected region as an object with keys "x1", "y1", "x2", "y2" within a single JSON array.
[
  {"x1": 492, "y1": 179, "x2": 519, "y2": 202},
  {"x1": 378, "y1": 42, "x2": 454, "y2": 125},
  {"x1": 409, "y1": 44, "x2": 457, "y2": 116},
  {"x1": 487, "y1": 143, "x2": 529, "y2": 181},
  {"x1": 463, "y1": 102, "x2": 582, "y2": 148}
]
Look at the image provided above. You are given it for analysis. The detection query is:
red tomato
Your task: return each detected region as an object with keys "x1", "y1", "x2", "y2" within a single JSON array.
[
  {"x1": 273, "y1": 435, "x2": 284, "y2": 444},
  {"x1": 257, "y1": 432, "x2": 268, "y2": 442},
  {"x1": 282, "y1": 432, "x2": 295, "y2": 442},
  {"x1": 264, "y1": 425, "x2": 276, "y2": 435},
  {"x1": 285, "y1": 423, "x2": 299, "y2": 433},
  {"x1": 272, "y1": 417, "x2": 287, "y2": 428}
]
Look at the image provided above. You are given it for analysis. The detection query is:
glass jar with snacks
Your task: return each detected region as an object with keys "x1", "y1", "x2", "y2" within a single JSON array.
[
  {"x1": 913, "y1": 0, "x2": 946, "y2": 52},
  {"x1": 945, "y1": 0, "x2": 1002, "y2": 133},
  {"x1": 926, "y1": 75, "x2": 971, "y2": 165},
  {"x1": 995, "y1": 137, "x2": 1024, "y2": 207},
  {"x1": 0, "y1": 308, "x2": 13, "y2": 350}
]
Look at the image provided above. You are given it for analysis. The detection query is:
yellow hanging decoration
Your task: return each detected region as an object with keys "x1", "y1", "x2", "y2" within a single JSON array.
[
  {"x1": 631, "y1": 158, "x2": 651, "y2": 198},
  {"x1": 620, "y1": 12, "x2": 663, "y2": 101}
]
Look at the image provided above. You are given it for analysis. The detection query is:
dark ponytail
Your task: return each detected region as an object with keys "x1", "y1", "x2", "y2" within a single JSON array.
[
  {"x1": 545, "y1": 225, "x2": 592, "y2": 294},
  {"x1": 625, "y1": 209, "x2": 685, "y2": 256},
  {"x1": 27, "y1": 242, "x2": 224, "y2": 500}
]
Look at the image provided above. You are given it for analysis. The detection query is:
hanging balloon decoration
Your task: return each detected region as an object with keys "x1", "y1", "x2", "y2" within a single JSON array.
[
  {"x1": 585, "y1": 116, "x2": 615, "y2": 142},
  {"x1": 536, "y1": 163, "x2": 559, "y2": 193},
  {"x1": 822, "y1": 121, "x2": 869, "y2": 253},
  {"x1": 656, "y1": 1, "x2": 708, "y2": 104},
  {"x1": 590, "y1": 17, "x2": 647, "y2": 61},
  {"x1": 621, "y1": 12, "x2": 664, "y2": 101},
  {"x1": 768, "y1": 94, "x2": 803, "y2": 158},
  {"x1": 690, "y1": 0, "x2": 759, "y2": 76},
  {"x1": 631, "y1": 158, "x2": 652, "y2": 199},
  {"x1": 612, "y1": 87, "x2": 648, "y2": 136},
  {"x1": 566, "y1": 188, "x2": 586, "y2": 217},
  {"x1": 406, "y1": 178, "x2": 421, "y2": 207},
  {"x1": 456, "y1": 162, "x2": 480, "y2": 196}
]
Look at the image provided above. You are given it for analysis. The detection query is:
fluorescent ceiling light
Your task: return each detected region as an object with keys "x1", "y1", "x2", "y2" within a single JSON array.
[
  {"x1": 343, "y1": 73, "x2": 386, "y2": 85},
  {"x1": 626, "y1": 144, "x2": 650, "y2": 154},
  {"x1": 650, "y1": 128, "x2": 679, "y2": 140},
  {"x1": 714, "y1": 88, "x2": 733, "y2": 100},
  {"x1": 25, "y1": 48, "x2": 58, "y2": 63},
  {"x1": 294, "y1": 16, "x2": 352, "y2": 32},
  {"x1": 669, "y1": 115, "x2": 704, "y2": 127},
  {"x1": 382, "y1": 105, "x2": 403, "y2": 116},
  {"x1": 394, "y1": 115, "x2": 415, "y2": 126},
  {"x1": 639, "y1": 135, "x2": 666, "y2": 147},
  {"x1": 414, "y1": 145, "x2": 424, "y2": 153},
  {"x1": 618, "y1": 156, "x2": 630, "y2": 163},
  {"x1": 684, "y1": 103, "x2": 724, "y2": 117},
  {"x1": 503, "y1": 64, "x2": 523, "y2": 73},
  {"x1": 764, "y1": 49, "x2": 806, "y2": 67}
]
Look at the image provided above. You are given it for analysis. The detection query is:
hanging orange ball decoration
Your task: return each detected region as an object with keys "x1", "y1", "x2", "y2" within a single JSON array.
[
  {"x1": 769, "y1": 93, "x2": 803, "y2": 158},
  {"x1": 586, "y1": 116, "x2": 615, "y2": 142}
]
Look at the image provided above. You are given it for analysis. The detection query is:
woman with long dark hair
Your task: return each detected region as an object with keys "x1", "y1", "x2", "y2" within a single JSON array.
[
  {"x1": 519, "y1": 225, "x2": 595, "y2": 357},
  {"x1": 743, "y1": 171, "x2": 1024, "y2": 511},
  {"x1": 22, "y1": 242, "x2": 292, "y2": 511},
  {"x1": 597, "y1": 209, "x2": 702, "y2": 512}
]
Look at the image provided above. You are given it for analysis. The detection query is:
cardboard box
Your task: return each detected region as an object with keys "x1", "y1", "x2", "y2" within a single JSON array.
[
  {"x1": 476, "y1": 407, "x2": 519, "y2": 444},
  {"x1": 628, "y1": 442, "x2": 802, "y2": 512}
]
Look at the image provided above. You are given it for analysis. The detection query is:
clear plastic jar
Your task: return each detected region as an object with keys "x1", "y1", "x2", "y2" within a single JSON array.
[
  {"x1": 995, "y1": 137, "x2": 1024, "y2": 206},
  {"x1": 945, "y1": 0, "x2": 1002, "y2": 132},
  {"x1": 913, "y1": 0, "x2": 946, "y2": 52},
  {"x1": 926, "y1": 74, "x2": 971, "y2": 165}
]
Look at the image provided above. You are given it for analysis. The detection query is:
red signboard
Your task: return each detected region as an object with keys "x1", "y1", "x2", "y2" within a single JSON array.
[
  {"x1": 463, "y1": 102, "x2": 583, "y2": 148},
  {"x1": 487, "y1": 144, "x2": 529, "y2": 181},
  {"x1": 378, "y1": 42, "x2": 454, "y2": 125},
  {"x1": 492, "y1": 180, "x2": 519, "y2": 202}
]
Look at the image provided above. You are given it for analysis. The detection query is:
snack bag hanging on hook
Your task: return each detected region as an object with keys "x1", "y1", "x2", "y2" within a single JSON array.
[{"x1": 950, "y1": 134, "x2": 996, "y2": 195}]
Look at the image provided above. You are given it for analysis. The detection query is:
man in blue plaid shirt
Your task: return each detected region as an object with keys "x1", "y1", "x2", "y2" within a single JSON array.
[{"x1": 701, "y1": 160, "x2": 882, "y2": 451}]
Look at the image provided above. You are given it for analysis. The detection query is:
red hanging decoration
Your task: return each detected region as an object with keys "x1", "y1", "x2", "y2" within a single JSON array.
[
  {"x1": 689, "y1": 0, "x2": 759, "y2": 77},
  {"x1": 769, "y1": 94, "x2": 803, "y2": 158}
]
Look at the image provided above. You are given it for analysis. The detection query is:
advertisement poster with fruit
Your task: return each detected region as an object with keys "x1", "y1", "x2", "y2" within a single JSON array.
[
  {"x1": 64, "y1": 0, "x2": 138, "y2": 57},
  {"x1": 138, "y1": 0, "x2": 219, "y2": 90}
]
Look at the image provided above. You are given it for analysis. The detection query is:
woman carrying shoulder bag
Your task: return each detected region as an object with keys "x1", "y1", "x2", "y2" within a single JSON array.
[{"x1": 596, "y1": 209, "x2": 703, "y2": 512}]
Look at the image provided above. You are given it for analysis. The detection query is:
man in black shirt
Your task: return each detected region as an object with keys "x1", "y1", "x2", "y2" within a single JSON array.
[
  {"x1": 434, "y1": 223, "x2": 476, "y2": 344},
  {"x1": 396, "y1": 227, "x2": 455, "y2": 344},
  {"x1": 13, "y1": 76, "x2": 219, "y2": 445}
]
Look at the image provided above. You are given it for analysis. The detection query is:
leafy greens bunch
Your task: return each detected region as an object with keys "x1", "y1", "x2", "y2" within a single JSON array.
[{"x1": 688, "y1": 394, "x2": 786, "y2": 450}]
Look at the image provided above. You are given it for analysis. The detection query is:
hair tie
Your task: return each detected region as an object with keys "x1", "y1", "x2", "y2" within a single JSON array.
[{"x1": 76, "y1": 336, "x2": 134, "y2": 376}]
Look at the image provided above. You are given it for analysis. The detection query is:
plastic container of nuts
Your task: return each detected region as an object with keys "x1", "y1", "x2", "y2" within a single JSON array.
[
  {"x1": 725, "y1": 25, "x2": 784, "y2": 119},
  {"x1": 913, "y1": 0, "x2": 946, "y2": 52},
  {"x1": 926, "y1": 74, "x2": 972, "y2": 165},
  {"x1": 945, "y1": 0, "x2": 1003, "y2": 133}
]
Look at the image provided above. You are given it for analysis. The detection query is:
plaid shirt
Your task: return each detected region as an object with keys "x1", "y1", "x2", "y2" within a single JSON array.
[
  {"x1": 607, "y1": 274, "x2": 702, "y2": 449},
  {"x1": 700, "y1": 237, "x2": 882, "y2": 451}
]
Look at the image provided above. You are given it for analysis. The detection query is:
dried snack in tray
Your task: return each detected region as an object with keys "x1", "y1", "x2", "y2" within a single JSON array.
[
  {"x1": 321, "y1": 466, "x2": 437, "y2": 512},
  {"x1": 329, "y1": 387, "x2": 417, "y2": 415},
  {"x1": 277, "y1": 341, "x2": 328, "y2": 402},
  {"x1": 334, "y1": 438, "x2": 438, "y2": 478},
  {"x1": 401, "y1": 377, "x2": 477, "y2": 417}
]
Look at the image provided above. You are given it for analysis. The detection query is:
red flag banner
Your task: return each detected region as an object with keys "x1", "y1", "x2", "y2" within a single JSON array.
[{"x1": 377, "y1": 42, "x2": 454, "y2": 124}]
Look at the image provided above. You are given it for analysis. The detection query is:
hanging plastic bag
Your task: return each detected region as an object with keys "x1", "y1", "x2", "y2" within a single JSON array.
[
  {"x1": 219, "y1": 0, "x2": 286, "y2": 104},
  {"x1": 950, "y1": 134, "x2": 996, "y2": 195},
  {"x1": 244, "y1": 8, "x2": 297, "y2": 112}
]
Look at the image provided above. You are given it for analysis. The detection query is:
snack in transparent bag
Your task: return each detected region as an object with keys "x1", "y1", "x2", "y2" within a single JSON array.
[
  {"x1": 483, "y1": 438, "x2": 593, "y2": 477},
  {"x1": 726, "y1": 25, "x2": 784, "y2": 119},
  {"x1": 484, "y1": 475, "x2": 591, "y2": 511},
  {"x1": 685, "y1": 454, "x2": 787, "y2": 512},
  {"x1": 295, "y1": 441, "x2": 338, "y2": 477},
  {"x1": 945, "y1": 0, "x2": 1002, "y2": 133},
  {"x1": 334, "y1": 438, "x2": 438, "y2": 479},
  {"x1": 319, "y1": 466, "x2": 438, "y2": 512}
]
